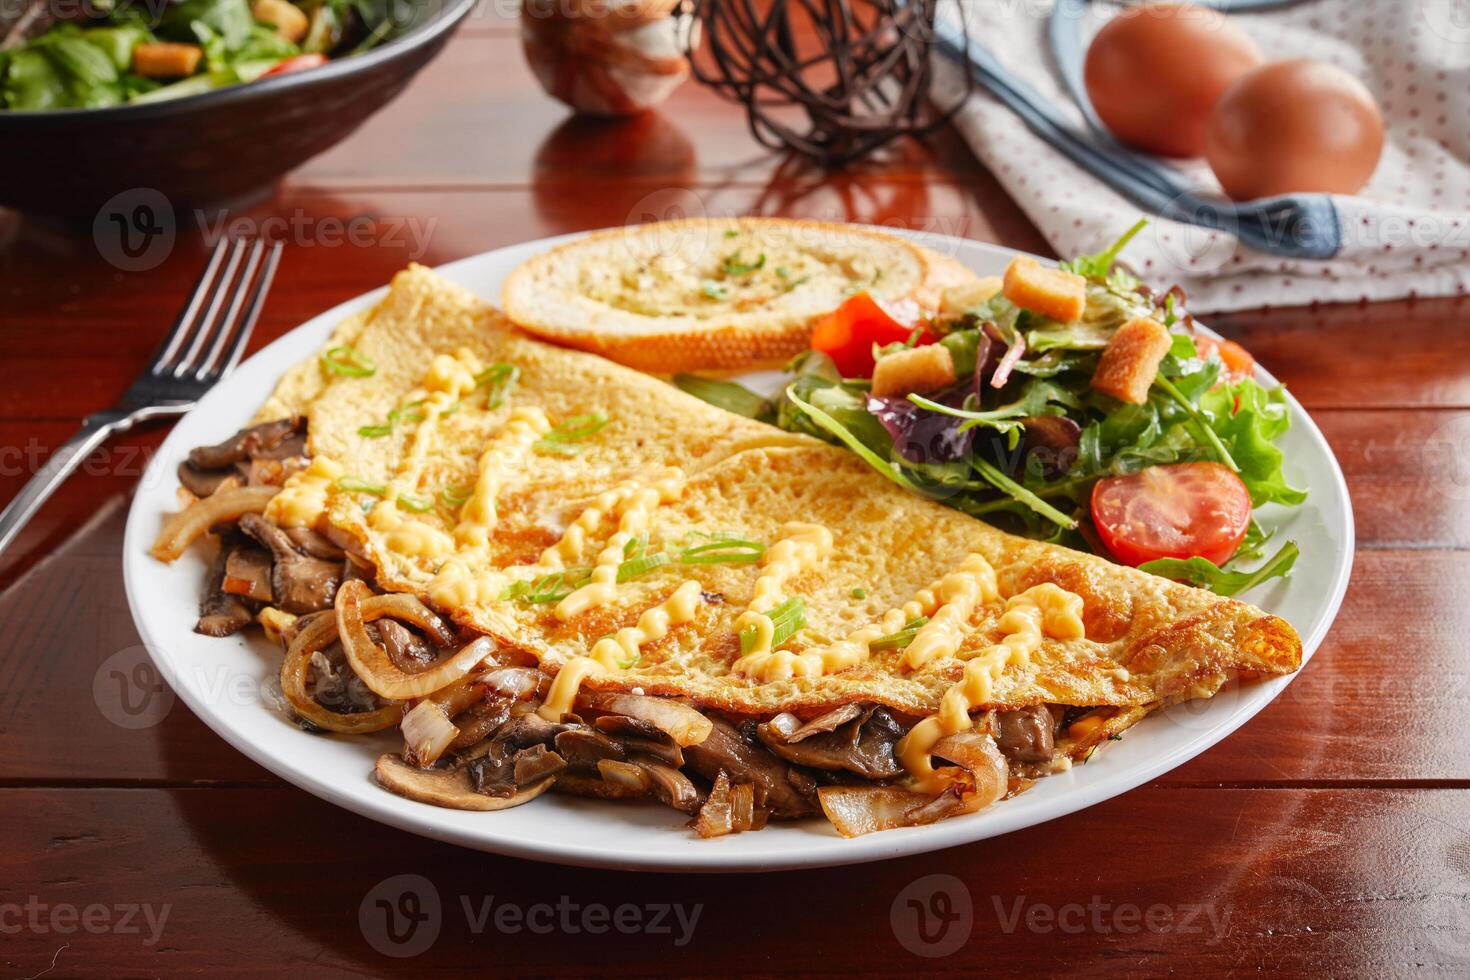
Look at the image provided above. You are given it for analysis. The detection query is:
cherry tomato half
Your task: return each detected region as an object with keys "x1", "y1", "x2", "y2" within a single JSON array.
[
  {"x1": 261, "y1": 53, "x2": 329, "y2": 78},
  {"x1": 1194, "y1": 335, "x2": 1256, "y2": 382},
  {"x1": 810, "y1": 291, "x2": 931, "y2": 378},
  {"x1": 1090, "y1": 462, "x2": 1252, "y2": 567}
]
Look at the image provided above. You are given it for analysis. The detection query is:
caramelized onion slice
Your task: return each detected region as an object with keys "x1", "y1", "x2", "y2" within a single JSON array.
[
  {"x1": 279, "y1": 613, "x2": 400, "y2": 734},
  {"x1": 151, "y1": 485, "x2": 278, "y2": 561},
  {"x1": 818, "y1": 733, "x2": 1010, "y2": 837},
  {"x1": 581, "y1": 692, "x2": 713, "y2": 747},
  {"x1": 337, "y1": 581, "x2": 493, "y2": 700},
  {"x1": 401, "y1": 700, "x2": 459, "y2": 767},
  {"x1": 375, "y1": 754, "x2": 555, "y2": 811},
  {"x1": 817, "y1": 786, "x2": 934, "y2": 838}
]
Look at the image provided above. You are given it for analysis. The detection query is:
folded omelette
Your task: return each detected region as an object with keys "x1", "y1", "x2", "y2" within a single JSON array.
[{"x1": 259, "y1": 264, "x2": 1300, "y2": 772}]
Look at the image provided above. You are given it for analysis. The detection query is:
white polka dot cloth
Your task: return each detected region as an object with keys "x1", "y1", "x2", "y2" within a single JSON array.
[{"x1": 931, "y1": 0, "x2": 1470, "y2": 311}]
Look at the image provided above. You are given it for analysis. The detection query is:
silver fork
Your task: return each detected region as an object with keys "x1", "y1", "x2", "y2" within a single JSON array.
[{"x1": 0, "y1": 237, "x2": 283, "y2": 557}]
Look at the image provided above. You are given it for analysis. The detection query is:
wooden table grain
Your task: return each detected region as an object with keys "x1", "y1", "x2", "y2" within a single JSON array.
[{"x1": 3, "y1": 25, "x2": 1468, "y2": 979}]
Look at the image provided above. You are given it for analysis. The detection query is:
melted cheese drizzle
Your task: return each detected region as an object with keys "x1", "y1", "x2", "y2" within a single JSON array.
[
  {"x1": 266, "y1": 457, "x2": 344, "y2": 528},
  {"x1": 453, "y1": 407, "x2": 552, "y2": 549},
  {"x1": 897, "y1": 583, "x2": 1085, "y2": 793},
  {"x1": 901, "y1": 554, "x2": 1000, "y2": 670},
  {"x1": 738, "y1": 552, "x2": 998, "y2": 683},
  {"x1": 728, "y1": 523, "x2": 834, "y2": 674},
  {"x1": 554, "y1": 469, "x2": 687, "y2": 621},
  {"x1": 538, "y1": 580, "x2": 703, "y2": 721},
  {"x1": 359, "y1": 349, "x2": 494, "y2": 560}
]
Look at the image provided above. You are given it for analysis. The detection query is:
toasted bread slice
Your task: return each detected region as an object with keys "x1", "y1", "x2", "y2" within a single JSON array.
[{"x1": 502, "y1": 218, "x2": 977, "y2": 373}]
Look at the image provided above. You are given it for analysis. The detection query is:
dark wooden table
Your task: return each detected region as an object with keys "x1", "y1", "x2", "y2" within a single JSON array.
[{"x1": 5, "y1": 14, "x2": 1470, "y2": 978}]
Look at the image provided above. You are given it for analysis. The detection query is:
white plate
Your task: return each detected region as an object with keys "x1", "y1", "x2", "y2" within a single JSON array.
[{"x1": 122, "y1": 230, "x2": 1354, "y2": 872}]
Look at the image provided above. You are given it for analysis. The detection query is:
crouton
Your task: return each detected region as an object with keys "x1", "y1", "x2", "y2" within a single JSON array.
[
  {"x1": 132, "y1": 42, "x2": 203, "y2": 79},
  {"x1": 939, "y1": 275, "x2": 1003, "y2": 316},
  {"x1": 253, "y1": 0, "x2": 310, "y2": 43},
  {"x1": 871, "y1": 343, "x2": 956, "y2": 398},
  {"x1": 1090, "y1": 316, "x2": 1173, "y2": 404},
  {"x1": 1002, "y1": 256, "x2": 1087, "y2": 322}
]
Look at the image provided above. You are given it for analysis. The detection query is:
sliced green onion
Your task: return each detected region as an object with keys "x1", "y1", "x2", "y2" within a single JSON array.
[
  {"x1": 850, "y1": 587, "x2": 868, "y2": 600},
  {"x1": 534, "y1": 413, "x2": 609, "y2": 455},
  {"x1": 679, "y1": 538, "x2": 765, "y2": 565},
  {"x1": 702, "y1": 279, "x2": 727, "y2": 300},
  {"x1": 321, "y1": 345, "x2": 376, "y2": 378},
  {"x1": 334, "y1": 477, "x2": 386, "y2": 496},
  {"x1": 623, "y1": 533, "x2": 648, "y2": 559},
  {"x1": 357, "y1": 423, "x2": 394, "y2": 438},
  {"x1": 722, "y1": 251, "x2": 765, "y2": 276},
  {"x1": 396, "y1": 493, "x2": 433, "y2": 513},
  {"x1": 869, "y1": 616, "x2": 929, "y2": 651},
  {"x1": 617, "y1": 552, "x2": 670, "y2": 582},
  {"x1": 440, "y1": 486, "x2": 473, "y2": 508},
  {"x1": 740, "y1": 597, "x2": 805, "y2": 655},
  {"x1": 475, "y1": 363, "x2": 519, "y2": 409},
  {"x1": 970, "y1": 458, "x2": 1077, "y2": 530}
]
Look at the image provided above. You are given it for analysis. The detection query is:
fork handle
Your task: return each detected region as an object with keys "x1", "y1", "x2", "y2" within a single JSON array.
[{"x1": 0, "y1": 405, "x2": 187, "y2": 557}]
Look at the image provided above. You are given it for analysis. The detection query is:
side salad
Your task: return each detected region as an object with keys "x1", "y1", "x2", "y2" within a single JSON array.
[
  {"x1": 0, "y1": 0, "x2": 404, "y2": 110},
  {"x1": 674, "y1": 221, "x2": 1306, "y2": 597}
]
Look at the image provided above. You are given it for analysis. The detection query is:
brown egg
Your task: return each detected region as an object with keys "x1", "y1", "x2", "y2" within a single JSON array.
[
  {"x1": 1084, "y1": 2, "x2": 1263, "y2": 157},
  {"x1": 1205, "y1": 58, "x2": 1384, "y2": 199}
]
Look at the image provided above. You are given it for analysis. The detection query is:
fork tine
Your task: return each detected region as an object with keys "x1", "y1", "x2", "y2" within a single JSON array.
[
  {"x1": 212, "y1": 241, "x2": 283, "y2": 381},
  {"x1": 168, "y1": 238, "x2": 247, "y2": 379},
  {"x1": 147, "y1": 238, "x2": 232, "y2": 375},
  {"x1": 194, "y1": 239, "x2": 266, "y2": 381}
]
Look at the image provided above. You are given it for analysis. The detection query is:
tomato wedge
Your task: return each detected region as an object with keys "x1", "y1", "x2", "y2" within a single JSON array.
[
  {"x1": 810, "y1": 291, "x2": 931, "y2": 378},
  {"x1": 1194, "y1": 335, "x2": 1256, "y2": 382},
  {"x1": 1090, "y1": 462, "x2": 1252, "y2": 567},
  {"x1": 261, "y1": 53, "x2": 329, "y2": 78}
]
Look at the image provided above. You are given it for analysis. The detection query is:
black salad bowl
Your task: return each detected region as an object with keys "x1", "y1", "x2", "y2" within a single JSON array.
[{"x1": 0, "y1": 0, "x2": 476, "y2": 220}]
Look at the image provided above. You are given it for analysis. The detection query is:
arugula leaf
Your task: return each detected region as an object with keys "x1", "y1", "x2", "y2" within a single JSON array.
[
  {"x1": 1060, "y1": 218, "x2": 1147, "y2": 279},
  {"x1": 1139, "y1": 540, "x2": 1299, "y2": 597},
  {"x1": 672, "y1": 374, "x2": 775, "y2": 423}
]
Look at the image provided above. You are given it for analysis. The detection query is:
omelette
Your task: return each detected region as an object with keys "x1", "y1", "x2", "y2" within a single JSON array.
[{"x1": 155, "y1": 262, "x2": 1301, "y2": 837}]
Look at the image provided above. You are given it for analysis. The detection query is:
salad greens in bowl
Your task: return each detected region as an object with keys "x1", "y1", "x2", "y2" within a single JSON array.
[
  {"x1": 1, "y1": 0, "x2": 404, "y2": 109},
  {"x1": 0, "y1": 0, "x2": 474, "y2": 216},
  {"x1": 675, "y1": 221, "x2": 1306, "y2": 597}
]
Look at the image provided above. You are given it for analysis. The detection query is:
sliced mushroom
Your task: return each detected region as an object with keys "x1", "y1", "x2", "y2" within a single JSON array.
[
  {"x1": 593, "y1": 715, "x2": 684, "y2": 767},
  {"x1": 284, "y1": 526, "x2": 346, "y2": 561},
  {"x1": 555, "y1": 728, "x2": 628, "y2": 772},
  {"x1": 514, "y1": 744, "x2": 568, "y2": 785},
  {"x1": 196, "y1": 533, "x2": 256, "y2": 636},
  {"x1": 553, "y1": 772, "x2": 649, "y2": 802},
  {"x1": 221, "y1": 545, "x2": 273, "y2": 602},
  {"x1": 369, "y1": 618, "x2": 439, "y2": 672},
  {"x1": 991, "y1": 704, "x2": 1058, "y2": 764},
  {"x1": 683, "y1": 717, "x2": 818, "y2": 818},
  {"x1": 177, "y1": 461, "x2": 237, "y2": 498},
  {"x1": 188, "y1": 417, "x2": 304, "y2": 470},
  {"x1": 375, "y1": 754, "x2": 555, "y2": 811},
  {"x1": 756, "y1": 705, "x2": 904, "y2": 779},
  {"x1": 239, "y1": 513, "x2": 342, "y2": 614}
]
